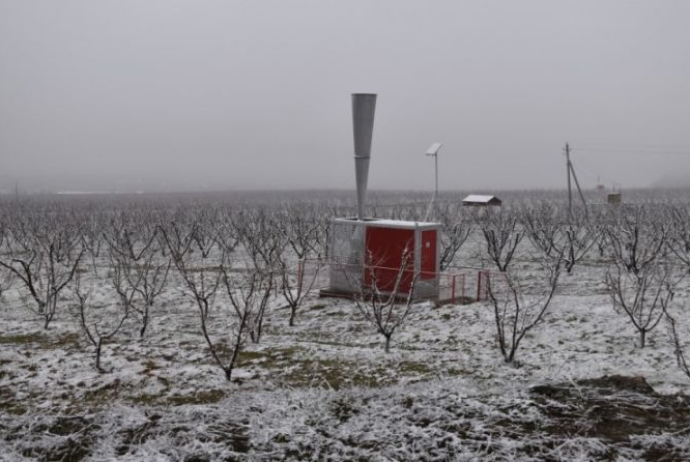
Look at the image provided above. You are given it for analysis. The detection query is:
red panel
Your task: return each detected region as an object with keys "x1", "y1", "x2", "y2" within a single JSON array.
[
  {"x1": 421, "y1": 230, "x2": 437, "y2": 280},
  {"x1": 365, "y1": 227, "x2": 415, "y2": 293}
]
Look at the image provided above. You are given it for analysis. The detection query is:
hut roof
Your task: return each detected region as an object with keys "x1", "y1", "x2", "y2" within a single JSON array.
[{"x1": 462, "y1": 194, "x2": 502, "y2": 205}]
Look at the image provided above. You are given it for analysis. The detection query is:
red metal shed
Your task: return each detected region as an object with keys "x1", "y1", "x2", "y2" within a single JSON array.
[{"x1": 328, "y1": 218, "x2": 441, "y2": 300}]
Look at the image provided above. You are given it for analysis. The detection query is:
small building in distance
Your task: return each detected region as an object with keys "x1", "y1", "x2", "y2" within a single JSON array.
[
  {"x1": 462, "y1": 194, "x2": 502, "y2": 207},
  {"x1": 607, "y1": 192, "x2": 622, "y2": 205}
]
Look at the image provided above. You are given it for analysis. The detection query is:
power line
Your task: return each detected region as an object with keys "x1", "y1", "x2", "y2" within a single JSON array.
[
  {"x1": 571, "y1": 142, "x2": 690, "y2": 156},
  {"x1": 573, "y1": 156, "x2": 619, "y2": 186},
  {"x1": 572, "y1": 141, "x2": 690, "y2": 150},
  {"x1": 574, "y1": 148, "x2": 690, "y2": 156}
]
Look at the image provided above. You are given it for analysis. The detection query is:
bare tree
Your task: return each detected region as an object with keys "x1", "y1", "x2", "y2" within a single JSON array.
[
  {"x1": 190, "y1": 208, "x2": 220, "y2": 260},
  {"x1": 314, "y1": 214, "x2": 332, "y2": 259},
  {"x1": 590, "y1": 206, "x2": 613, "y2": 259},
  {"x1": 80, "y1": 214, "x2": 105, "y2": 275},
  {"x1": 351, "y1": 248, "x2": 420, "y2": 353},
  {"x1": 522, "y1": 202, "x2": 562, "y2": 260},
  {"x1": 562, "y1": 214, "x2": 598, "y2": 273},
  {"x1": 277, "y1": 204, "x2": 322, "y2": 261},
  {"x1": 0, "y1": 231, "x2": 85, "y2": 329},
  {"x1": 269, "y1": 205, "x2": 326, "y2": 326},
  {"x1": 4, "y1": 205, "x2": 37, "y2": 255},
  {"x1": 236, "y1": 208, "x2": 283, "y2": 270},
  {"x1": 110, "y1": 248, "x2": 171, "y2": 339},
  {"x1": 487, "y1": 254, "x2": 563, "y2": 363},
  {"x1": 160, "y1": 222, "x2": 252, "y2": 381},
  {"x1": 0, "y1": 219, "x2": 12, "y2": 303},
  {"x1": 521, "y1": 203, "x2": 596, "y2": 274},
  {"x1": 72, "y1": 265, "x2": 140, "y2": 373},
  {"x1": 666, "y1": 205, "x2": 690, "y2": 271},
  {"x1": 277, "y1": 254, "x2": 322, "y2": 327},
  {"x1": 605, "y1": 262, "x2": 677, "y2": 348},
  {"x1": 133, "y1": 255, "x2": 171, "y2": 339},
  {"x1": 224, "y1": 266, "x2": 274, "y2": 345},
  {"x1": 215, "y1": 208, "x2": 241, "y2": 257},
  {"x1": 479, "y1": 210, "x2": 523, "y2": 272},
  {"x1": 103, "y1": 216, "x2": 159, "y2": 263},
  {"x1": 0, "y1": 265, "x2": 14, "y2": 305},
  {"x1": 106, "y1": 222, "x2": 171, "y2": 338},
  {"x1": 437, "y1": 202, "x2": 475, "y2": 271},
  {"x1": 0, "y1": 214, "x2": 6, "y2": 256},
  {"x1": 604, "y1": 206, "x2": 668, "y2": 275},
  {"x1": 665, "y1": 307, "x2": 690, "y2": 380},
  {"x1": 158, "y1": 221, "x2": 195, "y2": 261}
]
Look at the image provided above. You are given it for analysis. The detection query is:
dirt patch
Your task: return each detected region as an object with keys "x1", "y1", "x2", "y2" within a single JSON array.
[
  {"x1": 530, "y1": 375, "x2": 690, "y2": 445},
  {"x1": 115, "y1": 414, "x2": 250, "y2": 458},
  {"x1": 11, "y1": 416, "x2": 98, "y2": 462},
  {"x1": 0, "y1": 331, "x2": 80, "y2": 349}
]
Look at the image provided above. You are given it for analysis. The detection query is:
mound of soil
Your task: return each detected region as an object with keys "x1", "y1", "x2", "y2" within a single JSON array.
[{"x1": 530, "y1": 375, "x2": 690, "y2": 459}]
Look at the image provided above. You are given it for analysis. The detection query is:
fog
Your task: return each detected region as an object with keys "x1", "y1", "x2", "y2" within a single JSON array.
[{"x1": 1, "y1": 1, "x2": 689, "y2": 193}]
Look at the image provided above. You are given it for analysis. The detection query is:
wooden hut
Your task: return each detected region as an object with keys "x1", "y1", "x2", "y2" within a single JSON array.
[{"x1": 462, "y1": 194, "x2": 502, "y2": 207}]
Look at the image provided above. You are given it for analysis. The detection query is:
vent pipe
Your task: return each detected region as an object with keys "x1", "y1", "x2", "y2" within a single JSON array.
[{"x1": 352, "y1": 93, "x2": 377, "y2": 220}]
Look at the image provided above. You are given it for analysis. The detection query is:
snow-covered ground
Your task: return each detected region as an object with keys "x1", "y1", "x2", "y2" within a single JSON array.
[{"x1": 2, "y1": 255, "x2": 690, "y2": 461}]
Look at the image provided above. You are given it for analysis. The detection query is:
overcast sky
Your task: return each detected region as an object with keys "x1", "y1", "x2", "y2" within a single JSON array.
[{"x1": 1, "y1": 1, "x2": 689, "y2": 192}]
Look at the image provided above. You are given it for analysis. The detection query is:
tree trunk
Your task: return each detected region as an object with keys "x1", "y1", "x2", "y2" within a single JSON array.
[
  {"x1": 140, "y1": 307, "x2": 150, "y2": 338},
  {"x1": 566, "y1": 260, "x2": 575, "y2": 274},
  {"x1": 95, "y1": 339, "x2": 104, "y2": 372}
]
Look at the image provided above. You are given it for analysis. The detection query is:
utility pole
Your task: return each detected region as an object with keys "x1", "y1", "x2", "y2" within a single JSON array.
[
  {"x1": 566, "y1": 143, "x2": 572, "y2": 213},
  {"x1": 565, "y1": 143, "x2": 588, "y2": 217}
]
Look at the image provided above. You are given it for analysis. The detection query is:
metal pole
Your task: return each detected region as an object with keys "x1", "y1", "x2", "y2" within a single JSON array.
[
  {"x1": 569, "y1": 161, "x2": 589, "y2": 216},
  {"x1": 566, "y1": 143, "x2": 572, "y2": 215},
  {"x1": 434, "y1": 153, "x2": 438, "y2": 200},
  {"x1": 451, "y1": 274, "x2": 456, "y2": 304},
  {"x1": 424, "y1": 143, "x2": 442, "y2": 221},
  {"x1": 297, "y1": 259, "x2": 305, "y2": 292},
  {"x1": 423, "y1": 153, "x2": 436, "y2": 222}
]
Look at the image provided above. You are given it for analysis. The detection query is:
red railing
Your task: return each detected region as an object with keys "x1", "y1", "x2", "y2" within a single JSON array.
[{"x1": 295, "y1": 258, "x2": 506, "y2": 305}]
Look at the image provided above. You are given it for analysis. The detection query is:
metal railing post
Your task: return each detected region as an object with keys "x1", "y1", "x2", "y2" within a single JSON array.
[
  {"x1": 486, "y1": 272, "x2": 491, "y2": 301},
  {"x1": 297, "y1": 259, "x2": 305, "y2": 292},
  {"x1": 451, "y1": 275, "x2": 456, "y2": 304},
  {"x1": 476, "y1": 271, "x2": 482, "y2": 301}
]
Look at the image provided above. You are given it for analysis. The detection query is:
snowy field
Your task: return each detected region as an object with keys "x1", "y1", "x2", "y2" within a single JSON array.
[{"x1": 1, "y1": 190, "x2": 690, "y2": 461}]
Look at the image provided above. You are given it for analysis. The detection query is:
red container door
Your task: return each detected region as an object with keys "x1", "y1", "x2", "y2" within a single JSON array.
[
  {"x1": 365, "y1": 227, "x2": 415, "y2": 293},
  {"x1": 421, "y1": 230, "x2": 437, "y2": 280}
]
